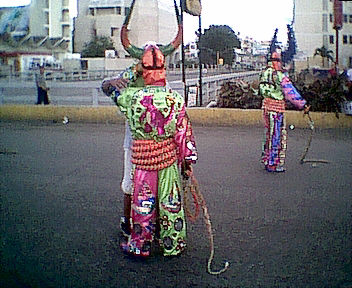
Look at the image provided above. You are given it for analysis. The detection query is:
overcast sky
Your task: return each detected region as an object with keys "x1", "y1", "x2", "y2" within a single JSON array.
[{"x1": 0, "y1": 0, "x2": 294, "y2": 43}]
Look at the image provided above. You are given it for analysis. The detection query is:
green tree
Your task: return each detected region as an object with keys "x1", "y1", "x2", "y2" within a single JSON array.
[
  {"x1": 313, "y1": 46, "x2": 334, "y2": 67},
  {"x1": 81, "y1": 36, "x2": 115, "y2": 57},
  {"x1": 197, "y1": 25, "x2": 241, "y2": 66}
]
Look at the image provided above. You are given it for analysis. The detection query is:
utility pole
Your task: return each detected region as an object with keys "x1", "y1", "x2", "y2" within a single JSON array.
[
  {"x1": 333, "y1": 0, "x2": 343, "y2": 69},
  {"x1": 335, "y1": 29, "x2": 339, "y2": 67},
  {"x1": 180, "y1": 0, "x2": 187, "y2": 106},
  {"x1": 198, "y1": 13, "x2": 202, "y2": 106}
]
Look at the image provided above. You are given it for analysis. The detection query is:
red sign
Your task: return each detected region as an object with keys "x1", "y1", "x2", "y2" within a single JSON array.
[{"x1": 333, "y1": 0, "x2": 343, "y2": 30}]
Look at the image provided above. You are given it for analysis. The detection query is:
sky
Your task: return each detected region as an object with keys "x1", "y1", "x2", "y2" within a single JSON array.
[{"x1": 0, "y1": 0, "x2": 294, "y2": 43}]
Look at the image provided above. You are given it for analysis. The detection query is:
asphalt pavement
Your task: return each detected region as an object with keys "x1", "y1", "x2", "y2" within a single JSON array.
[{"x1": 1, "y1": 121, "x2": 351, "y2": 287}]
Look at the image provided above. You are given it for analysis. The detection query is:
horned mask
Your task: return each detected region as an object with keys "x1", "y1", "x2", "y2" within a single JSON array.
[{"x1": 120, "y1": 0, "x2": 183, "y2": 85}]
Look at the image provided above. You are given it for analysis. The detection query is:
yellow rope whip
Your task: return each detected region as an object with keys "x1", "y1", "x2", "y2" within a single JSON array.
[{"x1": 183, "y1": 169, "x2": 230, "y2": 275}]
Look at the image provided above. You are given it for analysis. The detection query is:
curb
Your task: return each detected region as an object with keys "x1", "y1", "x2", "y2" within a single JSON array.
[{"x1": 0, "y1": 105, "x2": 351, "y2": 128}]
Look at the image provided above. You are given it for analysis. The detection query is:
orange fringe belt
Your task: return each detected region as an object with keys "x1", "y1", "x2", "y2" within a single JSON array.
[
  {"x1": 262, "y1": 97, "x2": 286, "y2": 113},
  {"x1": 132, "y1": 138, "x2": 177, "y2": 171}
]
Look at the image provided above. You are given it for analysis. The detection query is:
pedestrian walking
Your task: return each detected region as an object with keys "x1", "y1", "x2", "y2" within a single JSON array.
[{"x1": 35, "y1": 65, "x2": 50, "y2": 105}]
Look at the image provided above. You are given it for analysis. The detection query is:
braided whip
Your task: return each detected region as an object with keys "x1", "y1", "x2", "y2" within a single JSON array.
[
  {"x1": 300, "y1": 112, "x2": 329, "y2": 164},
  {"x1": 183, "y1": 169, "x2": 230, "y2": 275}
]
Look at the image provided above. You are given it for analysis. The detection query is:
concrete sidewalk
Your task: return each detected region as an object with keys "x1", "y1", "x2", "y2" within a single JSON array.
[
  {"x1": 1, "y1": 121, "x2": 351, "y2": 287},
  {"x1": 1, "y1": 105, "x2": 352, "y2": 128}
]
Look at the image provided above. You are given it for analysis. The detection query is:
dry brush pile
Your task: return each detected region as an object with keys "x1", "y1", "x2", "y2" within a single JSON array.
[
  {"x1": 217, "y1": 80, "x2": 262, "y2": 109},
  {"x1": 217, "y1": 71, "x2": 351, "y2": 115}
]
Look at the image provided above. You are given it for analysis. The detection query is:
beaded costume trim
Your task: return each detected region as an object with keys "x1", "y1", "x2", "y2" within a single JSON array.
[
  {"x1": 262, "y1": 97, "x2": 285, "y2": 113},
  {"x1": 132, "y1": 138, "x2": 177, "y2": 171}
]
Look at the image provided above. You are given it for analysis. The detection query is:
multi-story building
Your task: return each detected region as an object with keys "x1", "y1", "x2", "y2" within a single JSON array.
[
  {"x1": 74, "y1": 0, "x2": 181, "y2": 67},
  {"x1": 0, "y1": 0, "x2": 74, "y2": 72},
  {"x1": 294, "y1": 0, "x2": 352, "y2": 69},
  {"x1": 184, "y1": 41, "x2": 198, "y2": 62},
  {"x1": 234, "y1": 37, "x2": 272, "y2": 69},
  {"x1": 29, "y1": 0, "x2": 72, "y2": 47}
]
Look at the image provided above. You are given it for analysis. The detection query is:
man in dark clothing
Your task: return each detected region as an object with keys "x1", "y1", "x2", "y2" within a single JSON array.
[{"x1": 35, "y1": 66, "x2": 50, "y2": 105}]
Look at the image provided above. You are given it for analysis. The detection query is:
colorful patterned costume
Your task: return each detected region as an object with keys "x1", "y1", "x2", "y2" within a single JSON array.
[
  {"x1": 260, "y1": 54, "x2": 307, "y2": 172},
  {"x1": 117, "y1": 86, "x2": 196, "y2": 256},
  {"x1": 114, "y1": 0, "x2": 197, "y2": 257}
]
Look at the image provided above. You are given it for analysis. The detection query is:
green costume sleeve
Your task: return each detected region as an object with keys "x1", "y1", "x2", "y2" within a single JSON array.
[
  {"x1": 116, "y1": 87, "x2": 137, "y2": 121},
  {"x1": 259, "y1": 68, "x2": 285, "y2": 101}
]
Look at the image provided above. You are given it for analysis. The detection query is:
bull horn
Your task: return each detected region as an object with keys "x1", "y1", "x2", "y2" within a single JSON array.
[
  {"x1": 160, "y1": 0, "x2": 183, "y2": 56},
  {"x1": 120, "y1": 0, "x2": 143, "y2": 59}
]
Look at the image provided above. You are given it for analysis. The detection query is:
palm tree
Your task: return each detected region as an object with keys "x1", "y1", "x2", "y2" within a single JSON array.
[{"x1": 313, "y1": 46, "x2": 334, "y2": 68}]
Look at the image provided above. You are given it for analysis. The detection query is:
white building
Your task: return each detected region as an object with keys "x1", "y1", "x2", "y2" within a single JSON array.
[
  {"x1": 0, "y1": 0, "x2": 74, "y2": 72},
  {"x1": 294, "y1": 0, "x2": 352, "y2": 69},
  {"x1": 185, "y1": 41, "x2": 198, "y2": 61},
  {"x1": 74, "y1": 0, "x2": 181, "y2": 68}
]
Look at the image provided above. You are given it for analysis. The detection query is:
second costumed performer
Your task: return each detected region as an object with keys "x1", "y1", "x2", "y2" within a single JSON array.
[{"x1": 260, "y1": 35, "x2": 310, "y2": 173}]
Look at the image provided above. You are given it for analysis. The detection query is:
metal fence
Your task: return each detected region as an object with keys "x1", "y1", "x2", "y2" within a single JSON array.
[
  {"x1": 0, "y1": 70, "x2": 260, "y2": 107},
  {"x1": 0, "y1": 70, "x2": 123, "y2": 82},
  {"x1": 186, "y1": 71, "x2": 260, "y2": 105}
]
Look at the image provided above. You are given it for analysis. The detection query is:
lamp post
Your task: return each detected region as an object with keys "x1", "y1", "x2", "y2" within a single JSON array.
[
  {"x1": 180, "y1": 0, "x2": 202, "y2": 106},
  {"x1": 180, "y1": 0, "x2": 187, "y2": 106},
  {"x1": 198, "y1": 11, "x2": 202, "y2": 106},
  {"x1": 333, "y1": 0, "x2": 343, "y2": 68}
]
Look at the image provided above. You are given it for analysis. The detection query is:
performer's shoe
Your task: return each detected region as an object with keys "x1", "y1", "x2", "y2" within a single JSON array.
[
  {"x1": 275, "y1": 167, "x2": 286, "y2": 173},
  {"x1": 120, "y1": 216, "x2": 130, "y2": 237},
  {"x1": 266, "y1": 165, "x2": 286, "y2": 173},
  {"x1": 120, "y1": 241, "x2": 150, "y2": 257}
]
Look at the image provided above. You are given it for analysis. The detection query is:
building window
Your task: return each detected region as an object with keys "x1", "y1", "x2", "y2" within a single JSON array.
[
  {"x1": 116, "y1": 7, "x2": 121, "y2": 15},
  {"x1": 96, "y1": 7, "x2": 114, "y2": 15},
  {"x1": 329, "y1": 14, "x2": 333, "y2": 23},
  {"x1": 343, "y1": 35, "x2": 347, "y2": 44},
  {"x1": 111, "y1": 27, "x2": 119, "y2": 37},
  {"x1": 322, "y1": 14, "x2": 328, "y2": 32},
  {"x1": 349, "y1": 15, "x2": 352, "y2": 23},
  {"x1": 329, "y1": 35, "x2": 334, "y2": 44},
  {"x1": 62, "y1": 26, "x2": 70, "y2": 38},
  {"x1": 89, "y1": 8, "x2": 95, "y2": 16},
  {"x1": 350, "y1": 35, "x2": 352, "y2": 45},
  {"x1": 344, "y1": 14, "x2": 347, "y2": 23},
  {"x1": 125, "y1": 7, "x2": 130, "y2": 16},
  {"x1": 323, "y1": 0, "x2": 328, "y2": 11},
  {"x1": 45, "y1": 12, "x2": 49, "y2": 24}
]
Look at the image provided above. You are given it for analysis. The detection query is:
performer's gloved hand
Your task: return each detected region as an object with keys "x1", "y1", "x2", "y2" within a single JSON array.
[
  {"x1": 102, "y1": 78, "x2": 128, "y2": 96},
  {"x1": 181, "y1": 161, "x2": 192, "y2": 180},
  {"x1": 102, "y1": 80, "x2": 114, "y2": 96},
  {"x1": 303, "y1": 104, "x2": 311, "y2": 114}
]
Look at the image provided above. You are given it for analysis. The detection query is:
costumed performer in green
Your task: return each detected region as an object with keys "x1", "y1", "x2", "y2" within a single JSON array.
[
  {"x1": 260, "y1": 27, "x2": 310, "y2": 173},
  {"x1": 111, "y1": 0, "x2": 197, "y2": 257}
]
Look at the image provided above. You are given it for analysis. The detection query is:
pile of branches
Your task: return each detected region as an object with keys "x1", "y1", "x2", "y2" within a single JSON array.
[
  {"x1": 293, "y1": 71, "x2": 350, "y2": 115},
  {"x1": 217, "y1": 80, "x2": 262, "y2": 109},
  {"x1": 218, "y1": 72, "x2": 350, "y2": 114}
]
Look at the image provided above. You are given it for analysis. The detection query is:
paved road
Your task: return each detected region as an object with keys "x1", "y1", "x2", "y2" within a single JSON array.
[{"x1": 1, "y1": 122, "x2": 351, "y2": 287}]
